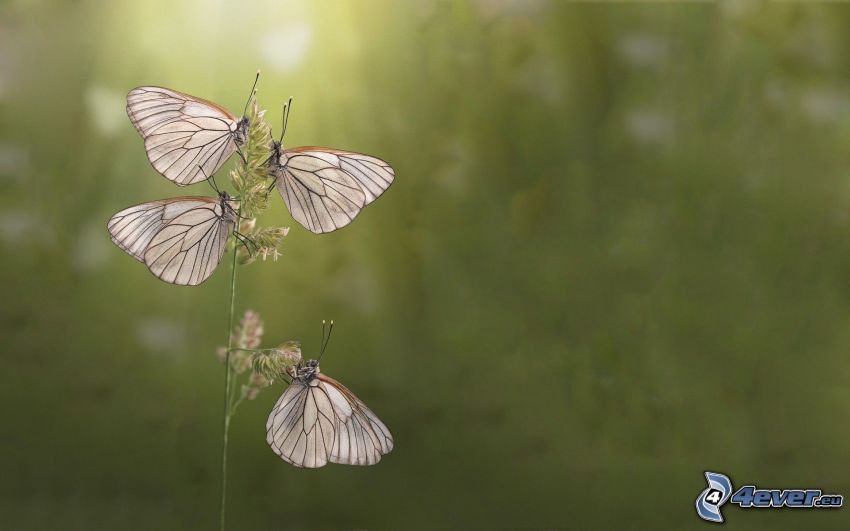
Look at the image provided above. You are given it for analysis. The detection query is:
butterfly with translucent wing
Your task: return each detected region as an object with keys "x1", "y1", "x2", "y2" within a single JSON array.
[
  {"x1": 126, "y1": 78, "x2": 254, "y2": 186},
  {"x1": 110, "y1": 75, "x2": 397, "y2": 285},
  {"x1": 266, "y1": 99, "x2": 396, "y2": 234},
  {"x1": 107, "y1": 190, "x2": 242, "y2": 286},
  {"x1": 266, "y1": 322, "x2": 394, "y2": 468},
  {"x1": 108, "y1": 74, "x2": 261, "y2": 285}
]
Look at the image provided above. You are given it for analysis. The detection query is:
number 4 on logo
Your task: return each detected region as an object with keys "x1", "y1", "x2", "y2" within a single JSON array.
[{"x1": 705, "y1": 489, "x2": 723, "y2": 505}]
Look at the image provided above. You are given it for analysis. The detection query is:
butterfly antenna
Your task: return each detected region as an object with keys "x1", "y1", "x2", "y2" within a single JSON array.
[
  {"x1": 242, "y1": 70, "x2": 260, "y2": 117},
  {"x1": 318, "y1": 320, "x2": 326, "y2": 356},
  {"x1": 318, "y1": 319, "x2": 334, "y2": 363},
  {"x1": 318, "y1": 320, "x2": 327, "y2": 355},
  {"x1": 279, "y1": 97, "x2": 292, "y2": 143},
  {"x1": 278, "y1": 103, "x2": 286, "y2": 143}
]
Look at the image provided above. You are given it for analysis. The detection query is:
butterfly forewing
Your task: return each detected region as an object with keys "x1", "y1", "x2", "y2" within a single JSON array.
[
  {"x1": 266, "y1": 379, "x2": 337, "y2": 468},
  {"x1": 274, "y1": 147, "x2": 395, "y2": 234},
  {"x1": 108, "y1": 197, "x2": 236, "y2": 286},
  {"x1": 127, "y1": 87, "x2": 241, "y2": 186},
  {"x1": 265, "y1": 372, "x2": 393, "y2": 468}
]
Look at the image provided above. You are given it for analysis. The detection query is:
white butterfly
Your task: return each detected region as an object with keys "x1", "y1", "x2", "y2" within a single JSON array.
[
  {"x1": 267, "y1": 101, "x2": 395, "y2": 234},
  {"x1": 107, "y1": 192, "x2": 239, "y2": 286},
  {"x1": 126, "y1": 75, "x2": 259, "y2": 186},
  {"x1": 266, "y1": 358, "x2": 394, "y2": 468}
]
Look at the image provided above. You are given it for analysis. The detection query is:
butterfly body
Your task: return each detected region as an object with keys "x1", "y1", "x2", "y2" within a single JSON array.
[
  {"x1": 231, "y1": 116, "x2": 250, "y2": 144},
  {"x1": 268, "y1": 140, "x2": 289, "y2": 168}
]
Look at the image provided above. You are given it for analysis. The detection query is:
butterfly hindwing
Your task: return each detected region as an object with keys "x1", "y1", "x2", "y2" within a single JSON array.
[{"x1": 320, "y1": 374, "x2": 394, "y2": 466}]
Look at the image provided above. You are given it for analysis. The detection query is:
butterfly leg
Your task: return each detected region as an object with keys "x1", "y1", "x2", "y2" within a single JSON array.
[
  {"x1": 266, "y1": 173, "x2": 279, "y2": 193},
  {"x1": 196, "y1": 165, "x2": 220, "y2": 192},
  {"x1": 232, "y1": 231, "x2": 250, "y2": 255},
  {"x1": 235, "y1": 145, "x2": 248, "y2": 164},
  {"x1": 233, "y1": 231, "x2": 257, "y2": 257},
  {"x1": 228, "y1": 205, "x2": 251, "y2": 221}
]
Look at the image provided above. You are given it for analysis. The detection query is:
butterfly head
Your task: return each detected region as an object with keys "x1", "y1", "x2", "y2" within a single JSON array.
[
  {"x1": 268, "y1": 97, "x2": 293, "y2": 169},
  {"x1": 293, "y1": 359, "x2": 320, "y2": 382}
]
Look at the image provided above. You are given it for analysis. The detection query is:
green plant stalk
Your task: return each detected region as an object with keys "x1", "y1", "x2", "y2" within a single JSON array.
[
  {"x1": 220, "y1": 205, "x2": 241, "y2": 531},
  {"x1": 216, "y1": 96, "x2": 278, "y2": 530}
]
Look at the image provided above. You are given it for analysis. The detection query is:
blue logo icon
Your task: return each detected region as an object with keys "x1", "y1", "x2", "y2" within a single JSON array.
[
  {"x1": 696, "y1": 471, "x2": 733, "y2": 523},
  {"x1": 696, "y1": 471, "x2": 843, "y2": 523}
]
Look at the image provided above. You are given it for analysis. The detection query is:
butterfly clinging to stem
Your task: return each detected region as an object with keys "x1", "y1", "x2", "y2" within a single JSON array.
[
  {"x1": 112, "y1": 75, "x2": 397, "y2": 285},
  {"x1": 266, "y1": 98, "x2": 396, "y2": 234},
  {"x1": 266, "y1": 321, "x2": 394, "y2": 468},
  {"x1": 126, "y1": 72, "x2": 260, "y2": 186},
  {"x1": 107, "y1": 181, "x2": 248, "y2": 286}
]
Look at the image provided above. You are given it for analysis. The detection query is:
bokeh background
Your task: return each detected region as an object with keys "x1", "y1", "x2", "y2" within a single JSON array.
[{"x1": 2, "y1": 0, "x2": 850, "y2": 529}]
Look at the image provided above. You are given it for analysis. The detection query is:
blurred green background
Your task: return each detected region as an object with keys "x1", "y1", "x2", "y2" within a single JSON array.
[{"x1": 2, "y1": 0, "x2": 850, "y2": 529}]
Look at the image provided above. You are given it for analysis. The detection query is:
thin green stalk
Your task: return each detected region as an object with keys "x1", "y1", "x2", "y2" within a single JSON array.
[
  {"x1": 216, "y1": 96, "x2": 277, "y2": 530},
  {"x1": 220, "y1": 209, "x2": 241, "y2": 531}
]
